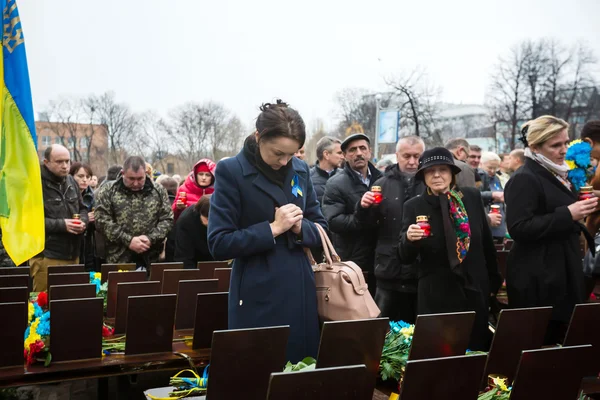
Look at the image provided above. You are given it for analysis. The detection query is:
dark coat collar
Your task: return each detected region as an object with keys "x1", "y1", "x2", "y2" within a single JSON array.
[
  {"x1": 524, "y1": 158, "x2": 576, "y2": 199},
  {"x1": 342, "y1": 161, "x2": 382, "y2": 186},
  {"x1": 41, "y1": 165, "x2": 66, "y2": 184},
  {"x1": 237, "y1": 150, "x2": 307, "y2": 207},
  {"x1": 312, "y1": 163, "x2": 337, "y2": 179}
]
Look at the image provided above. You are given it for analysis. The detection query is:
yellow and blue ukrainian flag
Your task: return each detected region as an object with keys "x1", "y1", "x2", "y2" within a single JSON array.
[{"x1": 0, "y1": 0, "x2": 44, "y2": 265}]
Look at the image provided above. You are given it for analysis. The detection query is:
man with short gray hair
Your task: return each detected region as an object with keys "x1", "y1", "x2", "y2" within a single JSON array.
[
  {"x1": 310, "y1": 136, "x2": 344, "y2": 205},
  {"x1": 445, "y1": 138, "x2": 477, "y2": 188}
]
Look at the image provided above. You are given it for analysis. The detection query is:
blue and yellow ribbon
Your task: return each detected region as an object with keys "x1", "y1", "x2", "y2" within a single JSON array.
[
  {"x1": 291, "y1": 174, "x2": 303, "y2": 197},
  {"x1": 147, "y1": 366, "x2": 209, "y2": 400}
]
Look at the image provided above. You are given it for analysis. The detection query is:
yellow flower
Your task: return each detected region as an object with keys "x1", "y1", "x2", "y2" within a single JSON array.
[
  {"x1": 400, "y1": 326, "x2": 415, "y2": 337},
  {"x1": 25, "y1": 319, "x2": 41, "y2": 348},
  {"x1": 565, "y1": 159, "x2": 576, "y2": 170},
  {"x1": 492, "y1": 377, "x2": 509, "y2": 391},
  {"x1": 568, "y1": 139, "x2": 583, "y2": 147},
  {"x1": 94, "y1": 272, "x2": 101, "y2": 280},
  {"x1": 28, "y1": 303, "x2": 34, "y2": 322}
]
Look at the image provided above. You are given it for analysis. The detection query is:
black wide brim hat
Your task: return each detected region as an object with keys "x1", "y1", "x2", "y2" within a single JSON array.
[{"x1": 415, "y1": 147, "x2": 462, "y2": 180}]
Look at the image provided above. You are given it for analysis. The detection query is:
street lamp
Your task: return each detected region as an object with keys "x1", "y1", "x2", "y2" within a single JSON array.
[{"x1": 374, "y1": 93, "x2": 383, "y2": 161}]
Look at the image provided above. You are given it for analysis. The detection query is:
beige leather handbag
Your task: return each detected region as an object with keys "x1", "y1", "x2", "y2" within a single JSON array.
[{"x1": 307, "y1": 224, "x2": 380, "y2": 321}]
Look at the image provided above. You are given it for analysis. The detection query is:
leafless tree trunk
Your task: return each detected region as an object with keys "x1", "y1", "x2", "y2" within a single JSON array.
[
  {"x1": 88, "y1": 92, "x2": 137, "y2": 165},
  {"x1": 385, "y1": 67, "x2": 441, "y2": 145},
  {"x1": 487, "y1": 43, "x2": 529, "y2": 149}
]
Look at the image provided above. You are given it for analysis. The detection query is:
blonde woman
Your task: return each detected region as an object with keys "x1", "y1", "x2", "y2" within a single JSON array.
[{"x1": 505, "y1": 115, "x2": 598, "y2": 344}]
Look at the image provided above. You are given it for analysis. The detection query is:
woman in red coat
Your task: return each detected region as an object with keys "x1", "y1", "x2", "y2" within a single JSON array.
[{"x1": 173, "y1": 159, "x2": 216, "y2": 221}]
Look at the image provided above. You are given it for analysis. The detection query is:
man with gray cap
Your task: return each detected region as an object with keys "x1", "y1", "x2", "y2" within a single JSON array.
[{"x1": 322, "y1": 133, "x2": 382, "y2": 295}]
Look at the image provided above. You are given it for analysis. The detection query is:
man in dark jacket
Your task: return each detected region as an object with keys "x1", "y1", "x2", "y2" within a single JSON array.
[
  {"x1": 357, "y1": 136, "x2": 425, "y2": 323},
  {"x1": 322, "y1": 133, "x2": 382, "y2": 295},
  {"x1": 310, "y1": 136, "x2": 343, "y2": 205},
  {"x1": 175, "y1": 195, "x2": 214, "y2": 268},
  {"x1": 30, "y1": 145, "x2": 88, "y2": 292}
]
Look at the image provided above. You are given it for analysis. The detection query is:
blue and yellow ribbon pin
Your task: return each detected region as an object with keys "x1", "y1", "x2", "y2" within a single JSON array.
[{"x1": 291, "y1": 175, "x2": 303, "y2": 197}]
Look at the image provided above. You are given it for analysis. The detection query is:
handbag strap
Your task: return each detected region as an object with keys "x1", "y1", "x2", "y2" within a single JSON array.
[{"x1": 314, "y1": 223, "x2": 341, "y2": 265}]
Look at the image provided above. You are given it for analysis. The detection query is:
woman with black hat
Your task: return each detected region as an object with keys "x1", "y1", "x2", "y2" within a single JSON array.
[{"x1": 399, "y1": 147, "x2": 502, "y2": 350}]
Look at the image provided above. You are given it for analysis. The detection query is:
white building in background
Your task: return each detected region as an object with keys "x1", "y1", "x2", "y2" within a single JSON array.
[{"x1": 434, "y1": 103, "x2": 495, "y2": 150}]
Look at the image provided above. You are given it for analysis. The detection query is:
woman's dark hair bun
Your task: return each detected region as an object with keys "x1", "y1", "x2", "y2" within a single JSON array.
[
  {"x1": 255, "y1": 99, "x2": 306, "y2": 147},
  {"x1": 259, "y1": 99, "x2": 289, "y2": 112}
]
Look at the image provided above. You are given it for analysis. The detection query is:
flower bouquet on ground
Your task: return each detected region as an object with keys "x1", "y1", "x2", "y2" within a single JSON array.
[
  {"x1": 379, "y1": 321, "x2": 414, "y2": 383},
  {"x1": 24, "y1": 292, "x2": 51, "y2": 367},
  {"x1": 90, "y1": 272, "x2": 108, "y2": 311},
  {"x1": 146, "y1": 366, "x2": 209, "y2": 400},
  {"x1": 478, "y1": 376, "x2": 511, "y2": 400}
]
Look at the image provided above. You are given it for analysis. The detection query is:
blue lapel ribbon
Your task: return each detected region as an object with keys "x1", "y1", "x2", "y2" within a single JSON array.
[{"x1": 291, "y1": 174, "x2": 303, "y2": 198}]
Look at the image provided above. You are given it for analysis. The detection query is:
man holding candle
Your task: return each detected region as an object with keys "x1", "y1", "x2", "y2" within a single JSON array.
[
  {"x1": 322, "y1": 133, "x2": 382, "y2": 295},
  {"x1": 30, "y1": 144, "x2": 88, "y2": 292},
  {"x1": 356, "y1": 136, "x2": 425, "y2": 323}
]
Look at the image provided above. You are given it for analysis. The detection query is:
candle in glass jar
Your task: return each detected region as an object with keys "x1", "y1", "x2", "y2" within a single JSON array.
[
  {"x1": 490, "y1": 205, "x2": 501, "y2": 214},
  {"x1": 72, "y1": 214, "x2": 81, "y2": 225},
  {"x1": 371, "y1": 186, "x2": 382, "y2": 205},
  {"x1": 416, "y1": 215, "x2": 430, "y2": 238},
  {"x1": 579, "y1": 186, "x2": 595, "y2": 201},
  {"x1": 180, "y1": 192, "x2": 187, "y2": 204}
]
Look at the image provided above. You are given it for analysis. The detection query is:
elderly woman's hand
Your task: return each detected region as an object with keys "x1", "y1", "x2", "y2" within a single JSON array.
[{"x1": 406, "y1": 224, "x2": 425, "y2": 242}]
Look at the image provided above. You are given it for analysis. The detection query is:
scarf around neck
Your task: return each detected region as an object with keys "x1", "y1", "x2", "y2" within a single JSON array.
[
  {"x1": 524, "y1": 147, "x2": 571, "y2": 189},
  {"x1": 435, "y1": 189, "x2": 471, "y2": 267},
  {"x1": 243, "y1": 134, "x2": 291, "y2": 188}
]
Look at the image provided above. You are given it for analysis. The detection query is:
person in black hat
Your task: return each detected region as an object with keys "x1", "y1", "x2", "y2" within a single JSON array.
[
  {"x1": 322, "y1": 133, "x2": 382, "y2": 295},
  {"x1": 398, "y1": 147, "x2": 501, "y2": 350}
]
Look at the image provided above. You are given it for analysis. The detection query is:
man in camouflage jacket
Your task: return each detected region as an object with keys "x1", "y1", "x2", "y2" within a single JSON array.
[{"x1": 95, "y1": 156, "x2": 174, "y2": 266}]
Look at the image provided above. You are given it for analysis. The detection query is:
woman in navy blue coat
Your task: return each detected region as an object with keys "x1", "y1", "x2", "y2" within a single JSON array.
[{"x1": 208, "y1": 100, "x2": 327, "y2": 362}]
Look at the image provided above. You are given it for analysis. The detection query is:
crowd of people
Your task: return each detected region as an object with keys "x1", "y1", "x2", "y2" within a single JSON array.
[{"x1": 2, "y1": 98, "x2": 600, "y2": 362}]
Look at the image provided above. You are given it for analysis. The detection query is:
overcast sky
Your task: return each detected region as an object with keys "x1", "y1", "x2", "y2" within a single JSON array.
[{"x1": 19, "y1": 0, "x2": 600, "y2": 132}]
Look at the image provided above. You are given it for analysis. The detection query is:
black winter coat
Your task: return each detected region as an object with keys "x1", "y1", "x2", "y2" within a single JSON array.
[
  {"x1": 504, "y1": 158, "x2": 593, "y2": 323},
  {"x1": 322, "y1": 163, "x2": 383, "y2": 274},
  {"x1": 41, "y1": 166, "x2": 88, "y2": 260},
  {"x1": 310, "y1": 164, "x2": 337, "y2": 205},
  {"x1": 175, "y1": 206, "x2": 213, "y2": 269},
  {"x1": 356, "y1": 164, "x2": 423, "y2": 292},
  {"x1": 399, "y1": 187, "x2": 501, "y2": 350}
]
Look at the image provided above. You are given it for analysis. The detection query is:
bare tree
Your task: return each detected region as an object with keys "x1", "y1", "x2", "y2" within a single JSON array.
[
  {"x1": 487, "y1": 43, "x2": 529, "y2": 149},
  {"x1": 88, "y1": 92, "x2": 137, "y2": 165},
  {"x1": 543, "y1": 39, "x2": 572, "y2": 117},
  {"x1": 385, "y1": 67, "x2": 441, "y2": 144},
  {"x1": 39, "y1": 97, "x2": 87, "y2": 162},
  {"x1": 132, "y1": 111, "x2": 171, "y2": 170},
  {"x1": 563, "y1": 42, "x2": 598, "y2": 125},
  {"x1": 162, "y1": 101, "x2": 245, "y2": 169},
  {"x1": 523, "y1": 39, "x2": 550, "y2": 119},
  {"x1": 333, "y1": 88, "x2": 378, "y2": 141}
]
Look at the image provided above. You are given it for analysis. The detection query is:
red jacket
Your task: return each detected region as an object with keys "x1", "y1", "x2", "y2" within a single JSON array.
[{"x1": 173, "y1": 158, "x2": 216, "y2": 220}]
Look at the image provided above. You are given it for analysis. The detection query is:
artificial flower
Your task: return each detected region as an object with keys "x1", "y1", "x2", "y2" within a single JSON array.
[
  {"x1": 492, "y1": 377, "x2": 509, "y2": 392},
  {"x1": 33, "y1": 303, "x2": 43, "y2": 319},
  {"x1": 36, "y1": 312, "x2": 50, "y2": 336},
  {"x1": 36, "y1": 292, "x2": 48, "y2": 308},
  {"x1": 28, "y1": 302, "x2": 35, "y2": 322}
]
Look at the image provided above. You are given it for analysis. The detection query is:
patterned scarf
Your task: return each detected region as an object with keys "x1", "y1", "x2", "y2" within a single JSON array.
[{"x1": 445, "y1": 190, "x2": 471, "y2": 264}]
